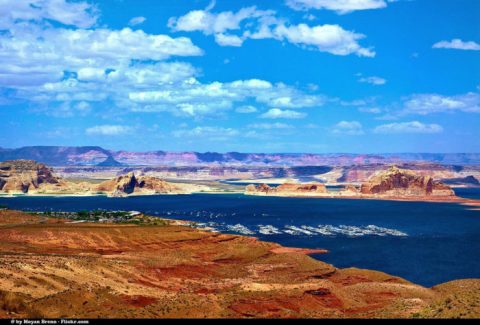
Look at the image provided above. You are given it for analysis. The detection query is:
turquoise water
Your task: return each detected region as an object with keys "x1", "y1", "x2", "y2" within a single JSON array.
[{"x1": 1, "y1": 189, "x2": 479, "y2": 287}]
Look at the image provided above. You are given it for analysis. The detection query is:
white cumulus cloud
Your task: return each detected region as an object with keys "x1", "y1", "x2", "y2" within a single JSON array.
[
  {"x1": 0, "y1": 27, "x2": 203, "y2": 87},
  {"x1": 0, "y1": 0, "x2": 330, "y2": 121},
  {"x1": 273, "y1": 23, "x2": 375, "y2": 57},
  {"x1": 168, "y1": 6, "x2": 375, "y2": 57},
  {"x1": 168, "y1": 6, "x2": 274, "y2": 35}
]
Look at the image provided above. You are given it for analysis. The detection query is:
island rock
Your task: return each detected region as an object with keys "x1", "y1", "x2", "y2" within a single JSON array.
[
  {"x1": 360, "y1": 166, "x2": 455, "y2": 197},
  {"x1": 245, "y1": 182, "x2": 327, "y2": 196}
]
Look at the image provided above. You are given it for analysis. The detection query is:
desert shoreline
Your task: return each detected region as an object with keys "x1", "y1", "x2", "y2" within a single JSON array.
[{"x1": 2, "y1": 191, "x2": 479, "y2": 208}]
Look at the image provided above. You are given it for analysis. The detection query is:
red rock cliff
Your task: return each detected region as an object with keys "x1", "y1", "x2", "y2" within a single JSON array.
[
  {"x1": 0, "y1": 160, "x2": 61, "y2": 193},
  {"x1": 96, "y1": 172, "x2": 181, "y2": 196},
  {"x1": 360, "y1": 166, "x2": 455, "y2": 197}
]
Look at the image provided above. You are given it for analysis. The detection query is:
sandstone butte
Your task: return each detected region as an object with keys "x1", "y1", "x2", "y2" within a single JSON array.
[
  {"x1": 359, "y1": 166, "x2": 455, "y2": 197},
  {"x1": 0, "y1": 160, "x2": 205, "y2": 196},
  {"x1": 0, "y1": 209, "x2": 479, "y2": 319}
]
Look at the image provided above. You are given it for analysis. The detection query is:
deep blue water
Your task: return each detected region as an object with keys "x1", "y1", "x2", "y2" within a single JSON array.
[
  {"x1": 1, "y1": 190, "x2": 480, "y2": 287},
  {"x1": 454, "y1": 187, "x2": 480, "y2": 200}
]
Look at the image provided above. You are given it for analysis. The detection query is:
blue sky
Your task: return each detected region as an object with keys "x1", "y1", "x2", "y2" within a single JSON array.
[{"x1": 0, "y1": 0, "x2": 479, "y2": 153}]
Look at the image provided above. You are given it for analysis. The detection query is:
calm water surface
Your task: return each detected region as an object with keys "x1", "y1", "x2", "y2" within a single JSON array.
[{"x1": 1, "y1": 188, "x2": 479, "y2": 287}]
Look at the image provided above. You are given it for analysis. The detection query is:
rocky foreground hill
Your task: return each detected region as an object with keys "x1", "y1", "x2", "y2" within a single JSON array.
[
  {"x1": 0, "y1": 160, "x2": 205, "y2": 196},
  {"x1": 0, "y1": 209, "x2": 479, "y2": 318}
]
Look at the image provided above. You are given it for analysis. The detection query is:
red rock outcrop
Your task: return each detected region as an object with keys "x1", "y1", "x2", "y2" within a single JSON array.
[
  {"x1": 0, "y1": 160, "x2": 205, "y2": 196},
  {"x1": 246, "y1": 182, "x2": 327, "y2": 195},
  {"x1": 343, "y1": 184, "x2": 360, "y2": 194},
  {"x1": 96, "y1": 172, "x2": 183, "y2": 196},
  {"x1": 245, "y1": 183, "x2": 273, "y2": 194},
  {"x1": 360, "y1": 166, "x2": 455, "y2": 197},
  {"x1": 0, "y1": 160, "x2": 63, "y2": 193},
  {"x1": 277, "y1": 183, "x2": 327, "y2": 193}
]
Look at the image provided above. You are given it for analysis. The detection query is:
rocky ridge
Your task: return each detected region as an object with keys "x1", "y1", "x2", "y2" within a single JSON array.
[
  {"x1": 2, "y1": 146, "x2": 480, "y2": 166},
  {"x1": 0, "y1": 160, "x2": 204, "y2": 196}
]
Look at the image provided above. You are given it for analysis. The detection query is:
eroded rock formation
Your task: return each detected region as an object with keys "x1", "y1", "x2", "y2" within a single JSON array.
[
  {"x1": 96, "y1": 172, "x2": 184, "y2": 197},
  {"x1": 360, "y1": 166, "x2": 455, "y2": 197},
  {"x1": 0, "y1": 160, "x2": 64, "y2": 193},
  {"x1": 246, "y1": 182, "x2": 327, "y2": 195},
  {"x1": 0, "y1": 160, "x2": 205, "y2": 196}
]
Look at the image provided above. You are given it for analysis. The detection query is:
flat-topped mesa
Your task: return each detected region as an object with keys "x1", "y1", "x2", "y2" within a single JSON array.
[
  {"x1": 96, "y1": 172, "x2": 182, "y2": 197},
  {"x1": 245, "y1": 182, "x2": 327, "y2": 195},
  {"x1": 0, "y1": 160, "x2": 62, "y2": 193},
  {"x1": 360, "y1": 166, "x2": 455, "y2": 197}
]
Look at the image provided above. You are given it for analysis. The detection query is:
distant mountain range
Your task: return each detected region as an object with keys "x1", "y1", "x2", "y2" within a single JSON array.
[{"x1": 0, "y1": 146, "x2": 479, "y2": 166}]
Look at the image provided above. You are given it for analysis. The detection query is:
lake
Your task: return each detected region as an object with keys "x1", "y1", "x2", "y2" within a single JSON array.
[{"x1": 1, "y1": 188, "x2": 479, "y2": 287}]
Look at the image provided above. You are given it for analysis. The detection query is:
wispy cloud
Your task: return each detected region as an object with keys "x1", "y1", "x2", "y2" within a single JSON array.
[
  {"x1": 0, "y1": 0, "x2": 98, "y2": 29},
  {"x1": 128, "y1": 16, "x2": 147, "y2": 26},
  {"x1": 433, "y1": 39, "x2": 480, "y2": 51},
  {"x1": 358, "y1": 76, "x2": 387, "y2": 85},
  {"x1": 286, "y1": 0, "x2": 393, "y2": 14},
  {"x1": 373, "y1": 121, "x2": 443, "y2": 134},
  {"x1": 172, "y1": 126, "x2": 239, "y2": 140},
  {"x1": 235, "y1": 105, "x2": 258, "y2": 113},
  {"x1": 402, "y1": 92, "x2": 480, "y2": 115},
  {"x1": 248, "y1": 122, "x2": 293, "y2": 129},
  {"x1": 331, "y1": 121, "x2": 364, "y2": 135},
  {"x1": 85, "y1": 125, "x2": 133, "y2": 136},
  {"x1": 359, "y1": 107, "x2": 382, "y2": 114}
]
